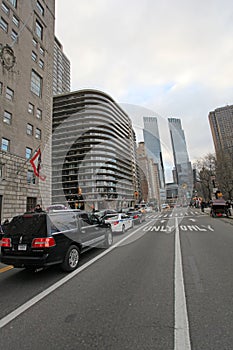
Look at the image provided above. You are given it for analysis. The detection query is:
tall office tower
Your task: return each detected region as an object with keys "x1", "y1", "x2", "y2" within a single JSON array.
[
  {"x1": 53, "y1": 36, "x2": 71, "y2": 95},
  {"x1": 137, "y1": 142, "x2": 161, "y2": 207},
  {"x1": 208, "y1": 105, "x2": 233, "y2": 158},
  {"x1": 0, "y1": 0, "x2": 55, "y2": 220},
  {"x1": 52, "y1": 89, "x2": 139, "y2": 210},
  {"x1": 168, "y1": 118, "x2": 193, "y2": 191},
  {"x1": 143, "y1": 116, "x2": 165, "y2": 189}
]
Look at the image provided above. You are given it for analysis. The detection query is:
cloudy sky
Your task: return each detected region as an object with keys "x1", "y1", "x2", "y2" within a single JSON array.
[{"x1": 55, "y1": 0, "x2": 233, "y2": 180}]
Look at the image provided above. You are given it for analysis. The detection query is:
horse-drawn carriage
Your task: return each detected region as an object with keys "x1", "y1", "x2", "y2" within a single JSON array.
[{"x1": 210, "y1": 199, "x2": 231, "y2": 218}]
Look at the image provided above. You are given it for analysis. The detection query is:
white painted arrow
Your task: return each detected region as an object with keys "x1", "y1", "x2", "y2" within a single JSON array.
[{"x1": 189, "y1": 218, "x2": 196, "y2": 222}]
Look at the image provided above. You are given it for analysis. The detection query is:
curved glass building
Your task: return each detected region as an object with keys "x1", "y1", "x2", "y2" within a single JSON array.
[{"x1": 52, "y1": 89, "x2": 139, "y2": 210}]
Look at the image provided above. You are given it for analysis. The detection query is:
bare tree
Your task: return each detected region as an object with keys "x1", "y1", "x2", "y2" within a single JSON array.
[{"x1": 193, "y1": 153, "x2": 216, "y2": 201}]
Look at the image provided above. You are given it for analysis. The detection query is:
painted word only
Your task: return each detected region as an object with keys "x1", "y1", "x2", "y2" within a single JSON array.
[{"x1": 143, "y1": 225, "x2": 214, "y2": 233}]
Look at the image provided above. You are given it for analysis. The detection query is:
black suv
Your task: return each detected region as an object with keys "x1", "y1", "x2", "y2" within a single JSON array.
[{"x1": 0, "y1": 210, "x2": 113, "y2": 272}]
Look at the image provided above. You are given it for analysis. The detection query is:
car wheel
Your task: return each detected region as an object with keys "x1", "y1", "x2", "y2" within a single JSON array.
[
  {"x1": 103, "y1": 228, "x2": 113, "y2": 248},
  {"x1": 121, "y1": 224, "x2": 125, "y2": 234},
  {"x1": 61, "y1": 245, "x2": 80, "y2": 272}
]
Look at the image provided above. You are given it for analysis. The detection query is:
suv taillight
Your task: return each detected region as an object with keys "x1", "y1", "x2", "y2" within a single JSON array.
[
  {"x1": 113, "y1": 221, "x2": 119, "y2": 225},
  {"x1": 32, "y1": 237, "x2": 56, "y2": 248},
  {"x1": 1, "y1": 237, "x2": 12, "y2": 247}
]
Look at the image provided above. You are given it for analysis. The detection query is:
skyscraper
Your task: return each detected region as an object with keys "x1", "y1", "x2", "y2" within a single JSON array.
[
  {"x1": 53, "y1": 36, "x2": 71, "y2": 95},
  {"x1": 143, "y1": 116, "x2": 165, "y2": 189},
  {"x1": 136, "y1": 142, "x2": 160, "y2": 206},
  {"x1": 208, "y1": 105, "x2": 233, "y2": 157},
  {"x1": 168, "y1": 118, "x2": 192, "y2": 189}
]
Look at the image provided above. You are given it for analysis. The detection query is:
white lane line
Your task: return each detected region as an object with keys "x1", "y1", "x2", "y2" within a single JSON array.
[
  {"x1": 174, "y1": 217, "x2": 191, "y2": 350},
  {"x1": 0, "y1": 220, "x2": 153, "y2": 329}
]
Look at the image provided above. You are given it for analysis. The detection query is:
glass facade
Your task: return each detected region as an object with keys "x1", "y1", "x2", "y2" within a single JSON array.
[{"x1": 168, "y1": 118, "x2": 193, "y2": 191}]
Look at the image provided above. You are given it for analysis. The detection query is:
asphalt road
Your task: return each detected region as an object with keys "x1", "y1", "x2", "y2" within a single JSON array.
[{"x1": 0, "y1": 207, "x2": 233, "y2": 349}]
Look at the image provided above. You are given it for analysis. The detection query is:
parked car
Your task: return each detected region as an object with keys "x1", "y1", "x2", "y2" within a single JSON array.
[
  {"x1": 0, "y1": 210, "x2": 113, "y2": 272},
  {"x1": 102, "y1": 213, "x2": 133, "y2": 233},
  {"x1": 94, "y1": 209, "x2": 116, "y2": 218},
  {"x1": 46, "y1": 204, "x2": 68, "y2": 212},
  {"x1": 127, "y1": 210, "x2": 146, "y2": 224},
  {"x1": 161, "y1": 203, "x2": 170, "y2": 210}
]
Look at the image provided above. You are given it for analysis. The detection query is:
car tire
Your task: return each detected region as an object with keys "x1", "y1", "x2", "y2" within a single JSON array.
[
  {"x1": 61, "y1": 245, "x2": 80, "y2": 272},
  {"x1": 121, "y1": 225, "x2": 125, "y2": 234},
  {"x1": 103, "y1": 228, "x2": 113, "y2": 248}
]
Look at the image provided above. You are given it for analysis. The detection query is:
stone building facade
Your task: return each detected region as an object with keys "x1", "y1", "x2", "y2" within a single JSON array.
[{"x1": 0, "y1": 0, "x2": 55, "y2": 221}]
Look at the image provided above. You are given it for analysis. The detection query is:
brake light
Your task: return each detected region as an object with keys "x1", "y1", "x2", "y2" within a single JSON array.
[
  {"x1": 1, "y1": 237, "x2": 12, "y2": 247},
  {"x1": 113, "y1": 221, "x2": 119, "y2": 225},
  {"x1": 32, "y1": 237, "x2": 56, "y2": 248},
  {"x1": 133, "y1": 215, "x2": 138, "y2": 219}
]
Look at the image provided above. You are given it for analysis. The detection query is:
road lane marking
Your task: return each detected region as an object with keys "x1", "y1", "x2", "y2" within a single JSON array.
[
  {"x1": 174, "y1": 217, "x2": 191, "y2": 350},
  {"x1": 0, "y1": 220, "x2": 154, "y2": 329},
  {"x1": 0, "y1": 265, "x2": 14, "y2": 273}
]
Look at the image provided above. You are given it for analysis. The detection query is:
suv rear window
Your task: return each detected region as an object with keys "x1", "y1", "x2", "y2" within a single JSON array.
[{"x1": 4, "y1": 214, "x2": 47, "y2": 237}]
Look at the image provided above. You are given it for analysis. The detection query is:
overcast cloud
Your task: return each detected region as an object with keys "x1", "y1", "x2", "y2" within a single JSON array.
[{"x1": 55, "y1": 0, "x2": 233, "y2": 180}]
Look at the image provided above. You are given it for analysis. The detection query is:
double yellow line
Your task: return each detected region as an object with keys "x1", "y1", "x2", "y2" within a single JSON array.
[{"x1": 0, "y1": 265, "x2": 14, "y2": 273}]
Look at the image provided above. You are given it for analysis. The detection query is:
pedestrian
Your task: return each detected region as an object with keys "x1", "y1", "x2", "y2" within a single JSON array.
[
  {"x1": 200, "y1": 200, "x2": 205, "y2": 213},
  {"x1": 34, "y1": 204, "x2": 43, "y2": 212}
]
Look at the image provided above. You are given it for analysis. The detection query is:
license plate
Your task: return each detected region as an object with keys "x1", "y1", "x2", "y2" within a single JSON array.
[{"x1": 18, "y1": 244, "x2": 27, "y2": 251}]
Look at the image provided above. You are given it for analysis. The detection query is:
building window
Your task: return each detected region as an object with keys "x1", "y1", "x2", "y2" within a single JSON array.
[
  {"x1": 35, "y1": 20, "x2": 43, "y2": 40},
  {"x1": 27, "y1": 170, "x2": 35, "y2": 184},
  {"x1": 26, "y1": 197, "x2": 37, "y2": 211},
  {"x1": 0, "y1": 163, "x2": 4, "y2": 179},
  {"x1": 36, "y1": 108, "x2": 42, "y2": 119},
  {"x1": 0, "y1": 82, "x2": 2, "y2": 94},
  {"x1": 39, "y1": 47, "x2": 45, "y2": 56},
  {"x1": 11, "y1": 29, "x2": 18, "y2": 42},
  {"x1": 35, "y1": 128, "x2": 41, "y2": 140},
  {"x1": 31, "y1": 51, "x2": 37, "y2": 62},
  {"x1": 32, "y1": 38, "x2": 38, "y2": 47},
  {"x1": 38, "y1": 59, "x2": 44, "y2": 69},
  {"x1": 3, "y1": 111, "x2": 12, "y2": 125},
  {"x1": 31, "y1": 70, "x2": 42, "y2": 97},
  {"x1": 1, "y1": 2, "x2": 10, "y2": 15},
  {"x1": 26, "y1": 123, "x2": 33, "y2": 136},
  {"x1": 28, "y1": 102, "x2": 34, "y2": 114},
  {"x1": 1, "y1": 138, "x2": 10, "y2": 152},
  {"x1": 36, "y1": 1, "x2": 44, "y2": 16},
  {"x1": 5, "y1": 87, "x2": 14, "y2": 101},
  {"x1": 0, "y1": 17, "x2": 8, "y2": 32},
  {"x1": 26, "y1": 147, "x2": 32, "y2": 159},
  {"x1": 8, "y1": 0, "x2": 17, "y2": 8},
  {"x1": 12, "y1": 14, "x2": 19, "y2": 27}
]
